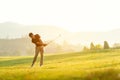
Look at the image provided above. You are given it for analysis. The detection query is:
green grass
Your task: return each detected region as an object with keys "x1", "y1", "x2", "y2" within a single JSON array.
[{"x1": 0, "y1": 49, "x2": 120, "y2": 80}]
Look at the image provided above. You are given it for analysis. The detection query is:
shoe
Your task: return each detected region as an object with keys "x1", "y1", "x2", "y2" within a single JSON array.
[
  {"x1": 40, "y1": 63, "x2": 43, "y2": 66},
  {"x1": 31, "y1": 64, "x2": 34, "y2": 67}
]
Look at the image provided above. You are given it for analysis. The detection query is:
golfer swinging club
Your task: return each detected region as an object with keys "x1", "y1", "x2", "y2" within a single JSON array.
[{"x1": 29, "y1": 32, "x2": 47, "y2": 67}]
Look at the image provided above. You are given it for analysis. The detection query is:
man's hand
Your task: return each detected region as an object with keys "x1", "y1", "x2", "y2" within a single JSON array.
[
  {"x1": 43, "y1": 43, "x2": 47, "y2": 46},
  {"x1": 36, "y1": 42, "x2": 42, "y2": 46},
  {"x1": 36, "y1": 42, "x2": 47, "y2": 46}
]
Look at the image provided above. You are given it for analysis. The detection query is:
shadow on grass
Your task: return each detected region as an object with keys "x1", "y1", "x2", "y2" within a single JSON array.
[
  {"x1": 0, "y1": 53, "x2": 77, "y2": 67},
  {"x1": 0, "y1": 53, "x2": 75, "y2": 67},
  {"x1": 83, "y1": 69, "x2": 120, "y2": 80},
  {"x1": 0, "y1": 57, "x2": 32, "y2": 67},
  {"x1": 37, "y1": 69, "x2": 120, "y2": 80},
  {"x1": 51, "y1": 69, "x2": 120, "y2": 80}
]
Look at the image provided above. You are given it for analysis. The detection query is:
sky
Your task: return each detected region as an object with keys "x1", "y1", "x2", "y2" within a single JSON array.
[{"x1": 0, "y1": 0, "x2": 120, "y2": 32}]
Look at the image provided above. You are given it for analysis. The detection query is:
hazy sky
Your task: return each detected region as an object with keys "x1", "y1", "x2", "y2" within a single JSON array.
[{"x1": 0, "y1": 0, "x2": 120, "y2": 32}]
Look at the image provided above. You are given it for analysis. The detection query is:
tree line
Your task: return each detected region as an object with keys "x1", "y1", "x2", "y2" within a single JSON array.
[{"x1": 83, "y1": 41, "x2": 120, "y2": 51}]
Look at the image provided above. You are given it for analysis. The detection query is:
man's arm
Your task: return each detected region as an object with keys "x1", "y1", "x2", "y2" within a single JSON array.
[
  {"x1": 36, "y1": 39, "x2": 47, "y2": 46},
  {"x1": 36, "y1": 42, "x2": 47, "y2": 46}
]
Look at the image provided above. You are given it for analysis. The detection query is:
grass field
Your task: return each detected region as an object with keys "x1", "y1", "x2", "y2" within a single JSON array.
[{"x1": 0, "y1": 49, "x2": 120, "y2": 80}]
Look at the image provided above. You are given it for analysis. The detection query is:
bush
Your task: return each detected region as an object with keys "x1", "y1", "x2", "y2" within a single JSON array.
[
  {"x1": 84, "y1": 69, "x2": 120, "y2": 80},
  {"x1": 104, "y1": 41, "x2": 110, "y2": 49}
]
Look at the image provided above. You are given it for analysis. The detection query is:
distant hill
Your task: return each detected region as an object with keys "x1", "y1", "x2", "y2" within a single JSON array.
[
  {"x1": 0, "y1": 22, "x2": 120, "y2": 45},
  {"x1": 0, "y1": 22, "x2": 67, "y2": 39},
  {"x1": 0, "y1": 37, "x2": 83, "y2": 56},
  {"x1": 0, "y1": 22, "x2": 120, "y2": 56}
]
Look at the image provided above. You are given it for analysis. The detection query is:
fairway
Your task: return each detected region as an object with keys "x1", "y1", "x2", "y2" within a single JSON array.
[{"x1": 0, "y1": 49, "x2": 120, "y2": 80}]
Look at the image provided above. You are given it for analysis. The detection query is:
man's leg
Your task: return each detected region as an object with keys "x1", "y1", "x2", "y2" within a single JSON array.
[
  {"x1": 31, "y1": 47, "x2": 39, "y2": 67},
  {"x1": 40, "y1": 46, "x2": 44, "y2": 66}
]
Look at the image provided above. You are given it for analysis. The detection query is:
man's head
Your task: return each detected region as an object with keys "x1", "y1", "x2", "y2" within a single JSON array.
[{"x1": 29, "y1": 32, "x2": 34, "y2": 38}]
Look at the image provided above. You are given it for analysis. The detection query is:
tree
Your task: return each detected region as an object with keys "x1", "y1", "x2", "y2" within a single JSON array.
[
  {"x1": 83, "y1": 46, "x2": 89, "y2": 51},
  {"x1": 104, "y1": 41, "x2": 110, "y2": 49},
  {"x1": 90, "y1": 42, "x2": 95, "y2": 50},
  {"x1": 95, "y1": 44, "x2": 102, "y2": 50},
  {"x1": 113, "y1": 43, "x2": 120, "y2": 49}
]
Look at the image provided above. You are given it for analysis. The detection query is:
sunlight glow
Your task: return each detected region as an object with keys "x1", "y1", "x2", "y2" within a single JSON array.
[{"x1": 0, "y1": 0, "x2": 120, "y2": 32}]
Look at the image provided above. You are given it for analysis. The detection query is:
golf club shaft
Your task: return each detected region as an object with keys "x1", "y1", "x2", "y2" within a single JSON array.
[{"x1": 47, "y1": 35, "x2": 61, "y2": 44}]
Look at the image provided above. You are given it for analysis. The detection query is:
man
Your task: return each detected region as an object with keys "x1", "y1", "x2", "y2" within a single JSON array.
[{"x1": 29, "y1": 32, "x2": 47, "y2": 67}]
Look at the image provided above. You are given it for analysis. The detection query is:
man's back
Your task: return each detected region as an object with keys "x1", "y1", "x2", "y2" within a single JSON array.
[{"x1": 32, "y1": 34, "x2": 43, "y2": 46}]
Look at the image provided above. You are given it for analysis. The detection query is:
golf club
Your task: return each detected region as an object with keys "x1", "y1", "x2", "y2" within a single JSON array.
[{"x1": 47, "y1": 34, "x2": 61, "y2": 45}]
